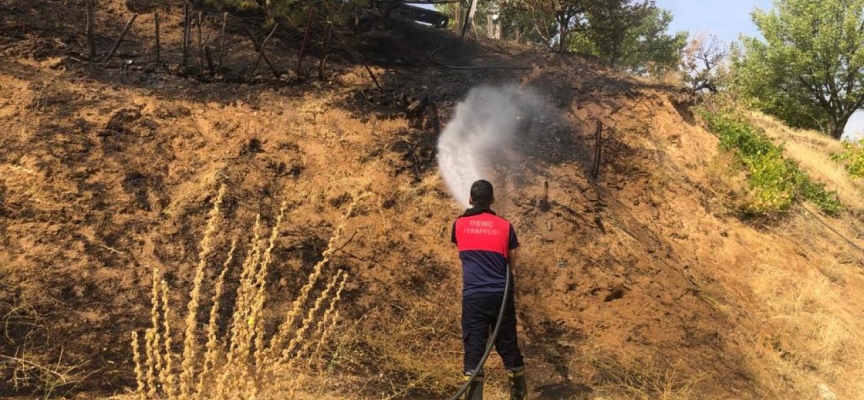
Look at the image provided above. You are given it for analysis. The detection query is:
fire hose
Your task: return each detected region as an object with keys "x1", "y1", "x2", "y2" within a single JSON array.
[{"x1": 446, "y1": 262, "x2": 512, "y2": 400}]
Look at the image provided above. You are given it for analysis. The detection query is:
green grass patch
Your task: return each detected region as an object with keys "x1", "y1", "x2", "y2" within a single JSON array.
[
  {"x1": 701, "y1": 109, "x2": 842, "y2": 215},
  {"x1": 830, "y1": 140, "x2": 864, "y2": 178}
]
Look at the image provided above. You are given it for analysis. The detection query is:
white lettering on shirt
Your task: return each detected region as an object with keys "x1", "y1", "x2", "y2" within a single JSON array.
[
  {"x1": 463, "y1": 228, "x2": 500, "y2": 236},
  {"x1": 468, "y1": 220, "x2": 494, "y2": 228}
]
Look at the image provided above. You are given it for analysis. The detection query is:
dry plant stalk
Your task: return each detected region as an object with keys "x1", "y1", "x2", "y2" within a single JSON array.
[
  {"x1": 131, "y1": 331, "x2": 144, "y2": 400},
  {"x1": 131, "y1": 189, "x2": 365, "y2": 399},
  {"x1": 265, "y1": 192, "x2": 369, "y2": 363},
  {"x1": 160, "y1": 281, "x2": 176, "y2": 398},
  {"x1": 196, "y1": 239, "x2": 236, "y2": 397},
  {"x1": 145, "y1": 267, "x2": 161, "y2": 399},
  {"x1": 180, "y1": 186, "x2": 225, "y2": 398},
  {"x1": 306, "y1": 271, "x2": 348, "y2": 368},
  {"x1": 310, "y1": 310, "x2": 341, "y2": 372},
  {"x1": 281, "y1": 271, "x2": 343, "y2": 365},
  {"x1": 214, "y1": 214, "x2": 262, "y2": 396},
  {"x1": 253, "y1": 203, "x2": 287, "y2": 370}
]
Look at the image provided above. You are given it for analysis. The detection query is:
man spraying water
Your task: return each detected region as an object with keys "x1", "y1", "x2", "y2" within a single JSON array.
[{"x1": 451, "y1": 180, "x2": 527, "y2": 400}]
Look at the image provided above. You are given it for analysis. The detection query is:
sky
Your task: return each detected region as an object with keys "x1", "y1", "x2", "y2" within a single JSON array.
[{"x1": 414, "y1": 1, "x2": 863, "y2": 140}]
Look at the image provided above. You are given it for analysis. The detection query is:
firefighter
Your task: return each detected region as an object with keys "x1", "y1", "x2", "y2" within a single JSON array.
[{"x1": 451, "y1": 180, "x2": 528, "y2": 400}]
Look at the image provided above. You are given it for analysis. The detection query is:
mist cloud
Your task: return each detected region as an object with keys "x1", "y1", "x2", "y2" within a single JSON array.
[{"x1": 437, "y1": 85, "x2": 549, "y2": 208}]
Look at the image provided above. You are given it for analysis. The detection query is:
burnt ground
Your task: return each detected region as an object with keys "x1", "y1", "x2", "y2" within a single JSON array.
[{"x1": 2, "y1": 1, "x2": 864, "y2": 399}]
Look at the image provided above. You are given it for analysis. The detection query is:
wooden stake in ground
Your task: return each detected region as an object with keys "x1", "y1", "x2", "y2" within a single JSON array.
[
  {"x1": 242, "y1": 25, "x2": 279, "y2": 78},
  {"x1": 296, "y1": 9, "x2": 315, "y2": 76},
  {"x1": 102, "y1": 13, "x2": 138, "y2": 65},
  {"x1": 85, "y1": 0, "x2": 96, "y2": 59},
  {"x1": 154, "y1": 13, "x2": 161, "y2": 64},
  {"x1": 317, "y1": 24, "x2": 333, "y2": 80},
  {"x1": 197, "y1": 11, "x2": 204, "y2": 73},
  {"x1": 218, "y1": 12, "x2": 227, "y2": 67},
  {"x1": 183, "y1": 4, "x2": 190, "y2": 72},
  {"x1": 205, "y1": 46, "x2": 214, "y2": 75},
  {"x1": 357, "y1": 53, "x2": 382, "y2": 91},
  {"x1": 326, "y1": 28, "x2": 381, "y2": 91},
  {"x1": 253, "y1": 23, "x2": 279, "y2": 76},
  {"x1": 591, "y1": 121, "x2": 603, "y2": 179}
]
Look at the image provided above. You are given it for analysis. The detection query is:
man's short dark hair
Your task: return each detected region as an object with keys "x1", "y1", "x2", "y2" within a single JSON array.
[{"x1": 470, "y1": 180, "x2": 494, "y2": 208}]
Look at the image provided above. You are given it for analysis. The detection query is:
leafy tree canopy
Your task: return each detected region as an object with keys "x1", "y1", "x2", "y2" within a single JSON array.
[
  {"x1": 471, "y1": 0, "x2": 686, "y2": 73},
  {"x1": 734, "y1": 0, "x2": 864, "y2": 139},
  {"x1": 582, "y1": 4, "x2": 687, "y2": 74}
]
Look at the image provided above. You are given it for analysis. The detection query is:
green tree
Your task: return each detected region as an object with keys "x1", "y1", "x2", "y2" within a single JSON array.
[
  {"x1": 583, "y1": 3, "x2": 687, "y2": 74},
  {"x1": 735, "y1": 0, "x2": 864, "y2": 139},
  {"x1": 498, "y1": 0, "x2": 685, "y2": 72},
  {"x1": 500, "y1": 0, "x2": 593, "y2": 53}
]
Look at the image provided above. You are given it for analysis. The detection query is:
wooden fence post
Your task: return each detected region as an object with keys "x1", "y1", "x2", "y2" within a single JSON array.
[
  {"x1": 103, "y1": 13, "x2": 138, "y2": 65},
  {"x1": 243, "y1": 25, "x2": 279, "y2": 77},
  {"x1": 253, "y1": 23, "x2": 279, "y2": 76},
  {"x1": 205, "y1": 46, "x2": 214, "y2": 74},
  {"x1": 86, "y1": 0, "x2": 96, "y2": 58},
  {"x1": 591, "y1": 121, "x2": 603, "y2": 179},
  {"x1": 218, "y1": 12, "x2": 227, "y2": 67},
  {"x1": 296, "y1": 9, "x2": 315, "y2": 75},
  {"x1": 317, "y1": 23, "x2": 333, "y2": 80},
  {"x1": 154, "y1": 12, "x2": 160, "y2": 64},
  {"x1": 197, "y1": 11, "x2": 204, "y2": 73},
  {"x1": 183, "y1": 4, "x2": 190, "y2": 72}
]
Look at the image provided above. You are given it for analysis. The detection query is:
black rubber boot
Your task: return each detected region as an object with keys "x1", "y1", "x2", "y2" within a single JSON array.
[
  {"x1": 507, "y1": 367, "x2": 527, "y2": 400},
  {"x1": 464, "y1": 370, "x2": 484, "y2": 400}
]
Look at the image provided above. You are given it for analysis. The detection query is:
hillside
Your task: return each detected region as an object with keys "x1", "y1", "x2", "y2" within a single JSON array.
[{"x1": 2, "y1": 1, "x2": 864, "y2": 399}]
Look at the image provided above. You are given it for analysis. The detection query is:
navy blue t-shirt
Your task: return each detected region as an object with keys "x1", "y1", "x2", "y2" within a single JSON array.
[{"x1": 451, "y1": 208, "x2": 519, "y2": 296}]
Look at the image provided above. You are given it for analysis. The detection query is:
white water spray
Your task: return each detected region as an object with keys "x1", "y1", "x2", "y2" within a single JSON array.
[{"x1": 437, "y1": 86, "x2": 547, "y2": 208}]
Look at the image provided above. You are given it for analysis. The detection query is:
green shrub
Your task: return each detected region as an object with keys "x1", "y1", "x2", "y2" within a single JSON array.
[
  {"x1": 701, "y1": 109, "x2": 842, "y2": 215},
  {"x1": 830, "y1": 140, "x2": 864, "y2": 178}
]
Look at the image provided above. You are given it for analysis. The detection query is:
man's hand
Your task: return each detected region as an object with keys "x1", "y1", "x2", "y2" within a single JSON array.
[{"x1": 508, "y1": 249, "x2": 518, "y2": 277}]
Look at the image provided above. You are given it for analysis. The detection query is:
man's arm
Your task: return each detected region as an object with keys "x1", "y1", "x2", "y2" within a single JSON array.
[{"x1": 507, "y1": 223, "x2": 519, "y2": 277}]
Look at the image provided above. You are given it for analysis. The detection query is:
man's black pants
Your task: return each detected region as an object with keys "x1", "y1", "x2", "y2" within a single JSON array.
[{"x1": 461, "y1": 291, "x2": 524, "y2": 373}]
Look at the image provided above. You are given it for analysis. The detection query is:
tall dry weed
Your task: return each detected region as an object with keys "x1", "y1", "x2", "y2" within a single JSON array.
[
  {"x1": 179, "y1": 186, "x2": 225, "y2": 398},
  {"x1": 131, "y1": 187, "x2": 368, "y2": 399}
]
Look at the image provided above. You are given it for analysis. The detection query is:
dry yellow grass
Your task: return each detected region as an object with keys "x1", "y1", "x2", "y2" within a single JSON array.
[
  {"x1": 569, "y1": 339, "x2": 703, "y2": 400},
  {"x1": 742, "y1": 251, "x2": 864, "y2": 399},
  {"x1": 131, "y1": 187, "x2": 368, "y2": 399},
  {"x1": 747, "y1": 112, "x2": 864, "y2": 210}
]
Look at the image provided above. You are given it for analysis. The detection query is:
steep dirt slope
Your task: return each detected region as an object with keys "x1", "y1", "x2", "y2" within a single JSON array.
[{"x1": 2, "y1": 1, "x2": 864, "y2": 399}]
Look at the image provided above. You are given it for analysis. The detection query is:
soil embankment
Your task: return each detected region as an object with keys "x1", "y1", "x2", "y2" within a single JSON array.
[{"x1": 2, "y1": 1, "x2": 863, "y2": 399}]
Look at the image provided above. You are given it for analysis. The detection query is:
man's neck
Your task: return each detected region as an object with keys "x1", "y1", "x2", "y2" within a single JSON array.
[{"x1": 462, "y1": 206, "x2": 496, "y2": 217}]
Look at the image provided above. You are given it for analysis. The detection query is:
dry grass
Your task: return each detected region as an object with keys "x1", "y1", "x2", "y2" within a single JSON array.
[
  {"x1": 0, "y1": 350, "x2": 89, "y2": 398},
  {"x1": 342, "y1": 299, "x2": 462, "y2": 398},
  {"x1": 743, "y1": 254, "x2": 864, "y2": 399},
  {"x1": 0, "y1": 278, "x2": 89, "y2": 397},
  {"x1": 131, "y1": 186, "x2": 368, "y2": 399},
  {"x1": 571, "y1": 341, "x2": 703, "y2": 400},
  {"x1": 747, "y1": 112, "x2": 864, "y2": 210}
]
